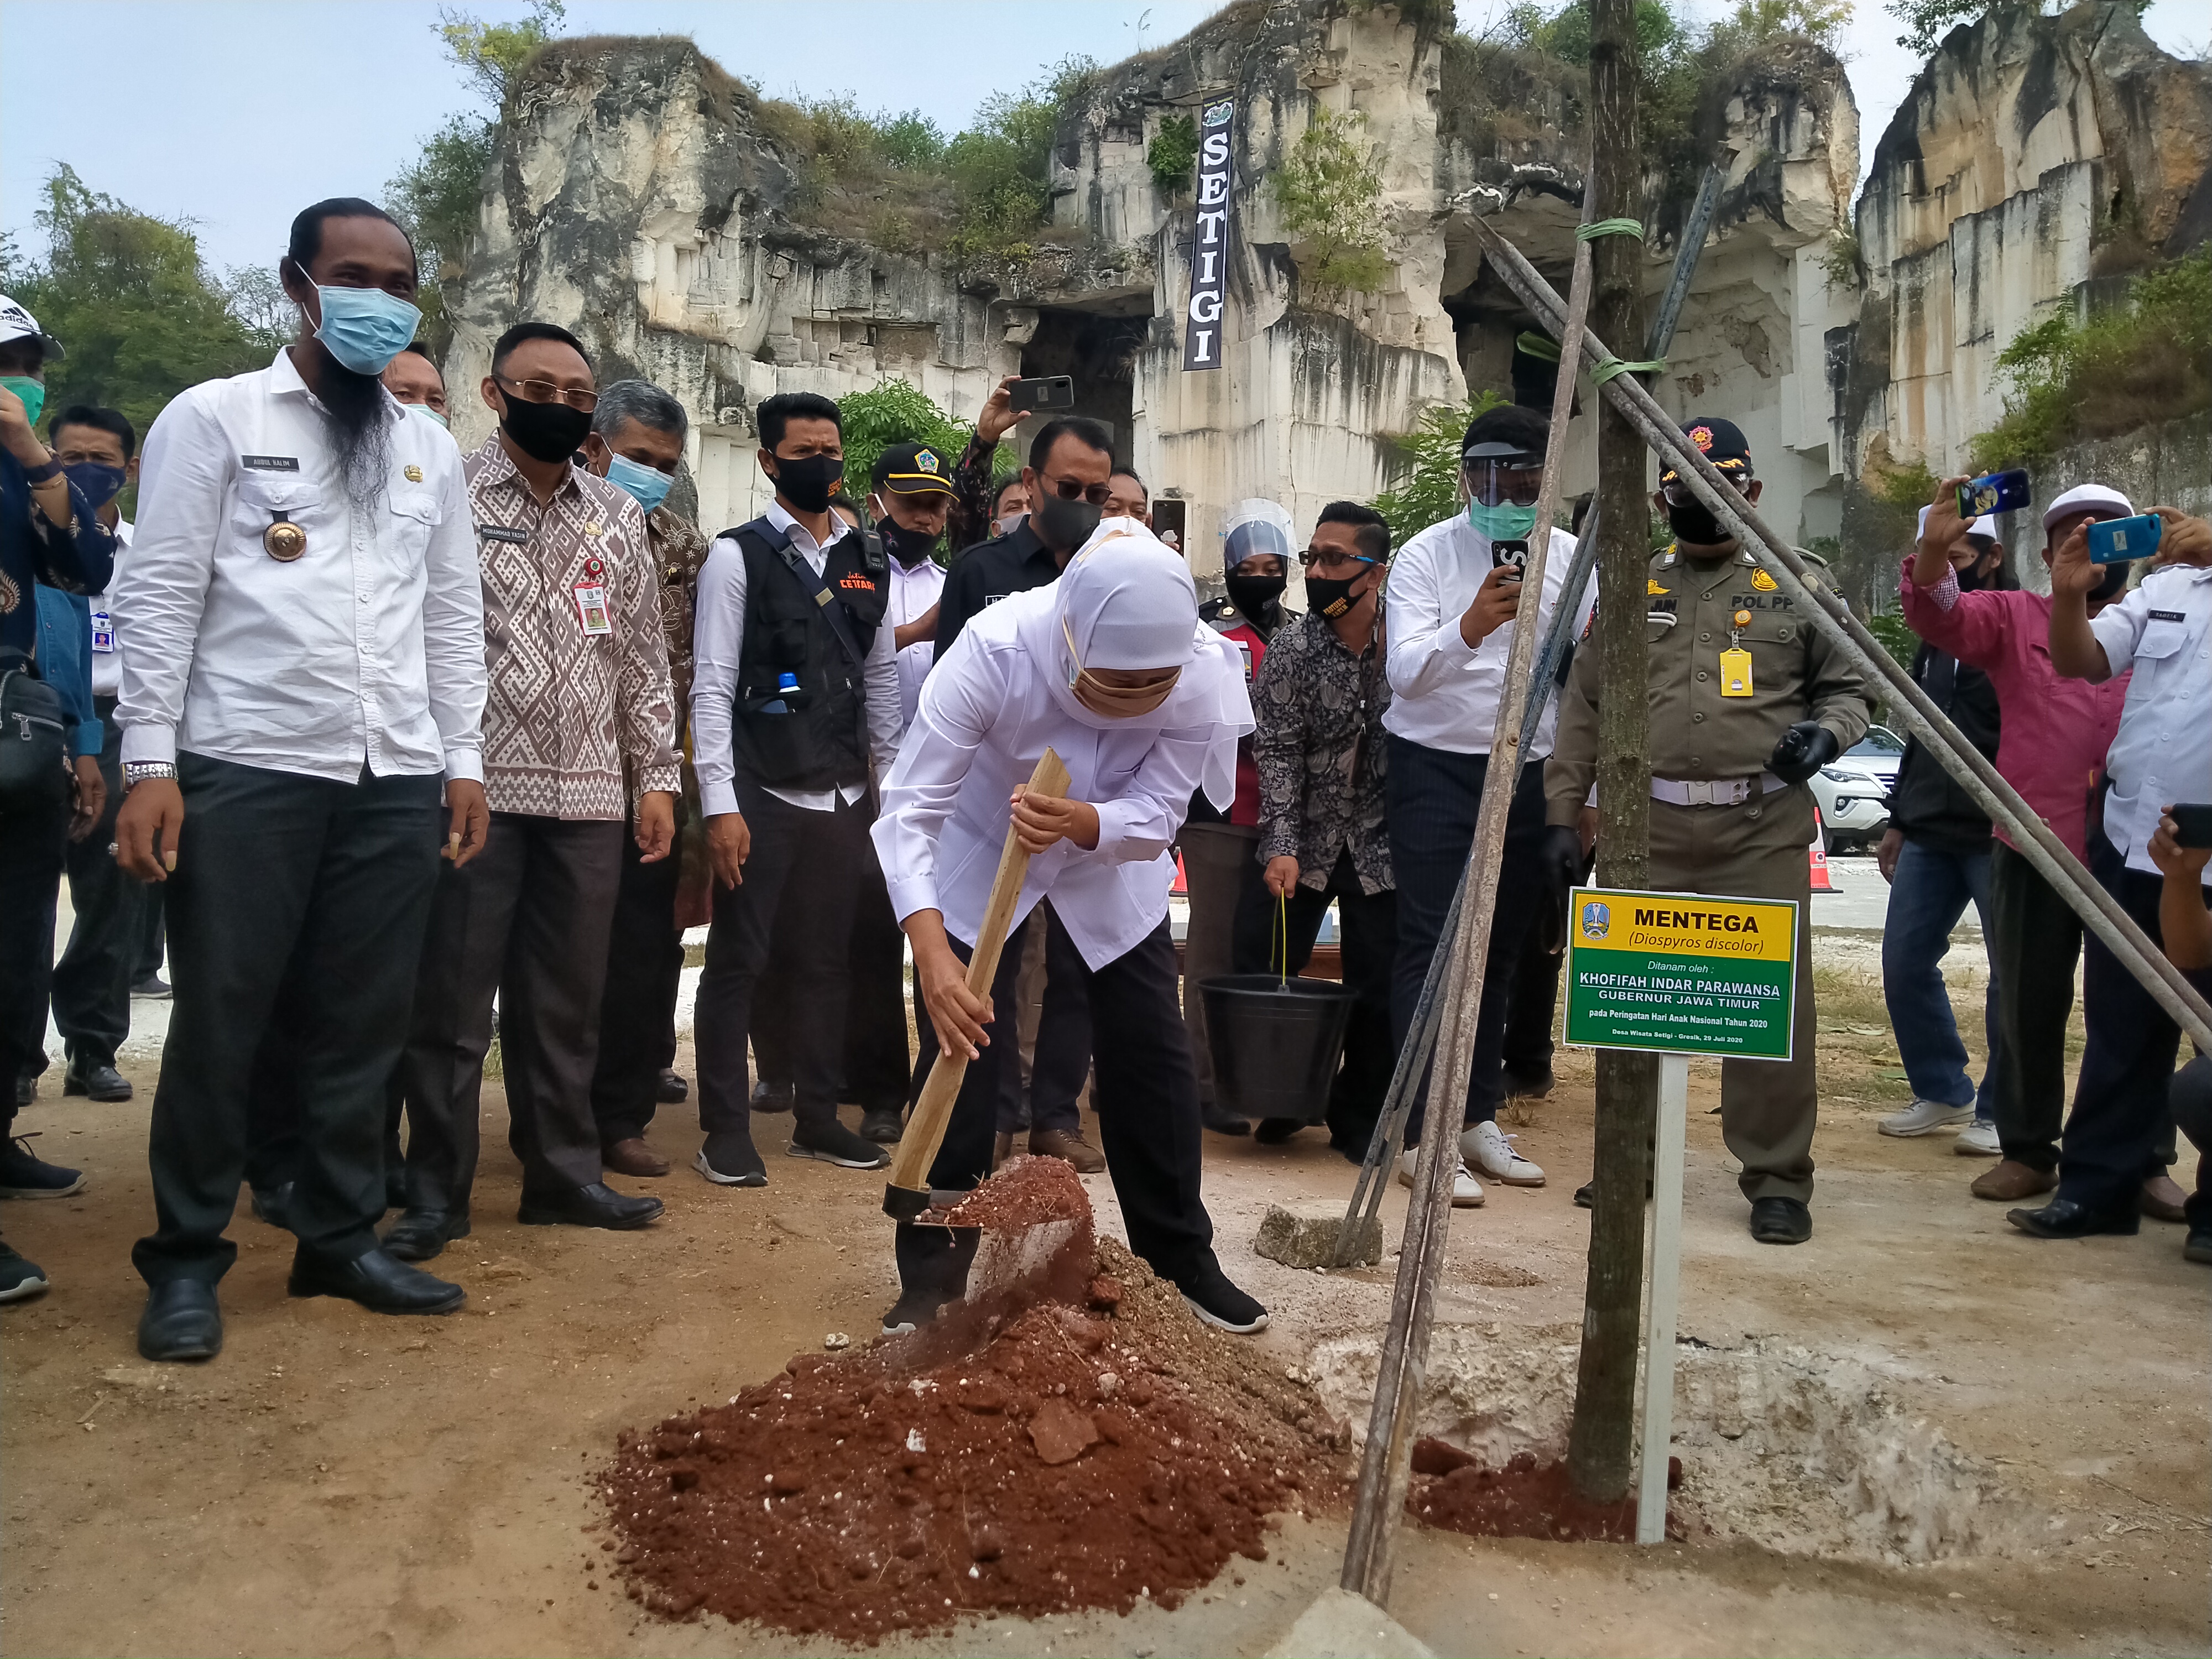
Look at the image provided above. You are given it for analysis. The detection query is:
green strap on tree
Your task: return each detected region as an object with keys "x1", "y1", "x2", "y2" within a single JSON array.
[
  {"x1": 1577, "y1": 217, "x2": 1646, "y2": 242},
  {"x1": 1591, "y1": 354, "x2": 1666, "y2": 384}
]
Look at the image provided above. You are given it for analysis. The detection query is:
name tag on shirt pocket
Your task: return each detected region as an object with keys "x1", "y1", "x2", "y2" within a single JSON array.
[
  {"x1": 2136, "y1": 614, "x2": 2195, "y2": 663},
  {"x1": 90, "y1": 611, "x2": 114, "y2": 653}
]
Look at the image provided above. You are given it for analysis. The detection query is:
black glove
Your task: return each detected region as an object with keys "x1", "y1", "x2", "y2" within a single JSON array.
[
  {"x1": 1539, "y1": 824, "x2": 1585, "y2": 899},
  {"x1": 1767, "y1": 721, "x2": 1840, "y2": 785}
]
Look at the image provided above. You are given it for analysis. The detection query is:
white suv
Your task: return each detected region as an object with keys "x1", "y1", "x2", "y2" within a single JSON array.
[{"x1": 1810, "y1": 726, "x2": 1905, "y2": 854}]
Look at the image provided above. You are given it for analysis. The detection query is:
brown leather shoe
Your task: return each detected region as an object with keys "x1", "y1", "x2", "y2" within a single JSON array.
[
  {"x1": 1970, "y1": 1159, "x2": 2056, "y2": 1201},
  {"x1": 1029, "y1": 1127, "x2": 1105, "y2": 1174},
  {"x1": 602, "y1": 1138, "x2": 671, "y2": 1178},
  {"x1": 2140, "y1": 1173, "x2": 2189, "y2": 1224}
]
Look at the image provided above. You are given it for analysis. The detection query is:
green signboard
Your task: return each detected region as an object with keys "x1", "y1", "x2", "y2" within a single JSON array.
[{"x1": 1562, "y1": 886, "x2": 1799, "y2": 1061}]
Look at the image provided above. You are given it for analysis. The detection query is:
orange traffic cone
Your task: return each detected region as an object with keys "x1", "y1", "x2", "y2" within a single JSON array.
[{"x1": 1808, "y1": 807, "x2": 1836, "y2": 893}]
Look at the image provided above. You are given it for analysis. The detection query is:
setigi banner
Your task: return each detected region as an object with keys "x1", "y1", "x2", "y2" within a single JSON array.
[{"x1": 1182, "y1": 98, "x2": 1235, "y2": 372}]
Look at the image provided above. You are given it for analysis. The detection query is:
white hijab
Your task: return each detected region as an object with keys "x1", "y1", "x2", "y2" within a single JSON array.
[{"x1": 1011, "y1": 518, "x2": 1253, "y2": 809}]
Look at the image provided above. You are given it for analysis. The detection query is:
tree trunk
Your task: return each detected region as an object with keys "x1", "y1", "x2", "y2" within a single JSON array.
[{"x1": 1566, "y1": 0, "x2": 1657, "y2": 1507}]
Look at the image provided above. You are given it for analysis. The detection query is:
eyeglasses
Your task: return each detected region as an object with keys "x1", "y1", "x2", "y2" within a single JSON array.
[
  {"x1": 1298, "y1": 549, "x2": 1379, "y2": 575},
  {"x1": 1043, "y1": 473, "x2": 1114, "y2": 507},
  {"x1": 1660, "y1": 476, "x2": 1750, "y2": 507},
  {"x1": 494, "y1": 373, "x2": 598, "y2": 413},
  {"x1": 1465, "y1": 462, "x2": 1543, "y2": 508}
]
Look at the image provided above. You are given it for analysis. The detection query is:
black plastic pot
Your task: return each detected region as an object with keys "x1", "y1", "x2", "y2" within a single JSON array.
[{"x1": 1198, "y1": 974, "x2": 1359, "y2": 1126}]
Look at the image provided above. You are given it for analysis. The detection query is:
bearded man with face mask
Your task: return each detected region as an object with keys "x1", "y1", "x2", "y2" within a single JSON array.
[
  {"x1": 1545, "y1": 414, "x2": 1872, "y2": 1246},
  {"x1": 874, "y1": 521, "x2": 1268, "y2": 1337},
  {"x1": 112, "y1": 199, "x2": 489, "y2": 1358}
]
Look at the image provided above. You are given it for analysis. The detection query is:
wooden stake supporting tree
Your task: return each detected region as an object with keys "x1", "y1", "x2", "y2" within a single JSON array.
[{"x1": 1566, "y1": 0, "x2": 1658, "y2": 1507}]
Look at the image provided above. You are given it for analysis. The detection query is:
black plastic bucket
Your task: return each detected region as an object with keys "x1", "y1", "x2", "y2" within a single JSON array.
[{"x1": 1198, "y1": 974, "x2": 1359, "y2": 1125}]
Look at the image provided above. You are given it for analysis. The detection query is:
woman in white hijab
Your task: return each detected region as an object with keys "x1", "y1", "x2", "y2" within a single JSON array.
[{"x1": 872, "y1": 520, "x2": 1269, "y2": 1335}]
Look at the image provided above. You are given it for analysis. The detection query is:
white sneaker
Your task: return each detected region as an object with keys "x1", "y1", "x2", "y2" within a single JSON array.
[
  {"x1": 1460, "y1": 1119, "x2": 1546, "y2": 1187},
  {"x1": 1877, "y1": 1099, "x2": 1974, "y2": 1137},
  {"x1": 1398, "y1": 1147, "x2": 1484, "y2": 1207},
  {"x1": 1955, "y1": 1117, "x2": 2001, "y2": 1157}
]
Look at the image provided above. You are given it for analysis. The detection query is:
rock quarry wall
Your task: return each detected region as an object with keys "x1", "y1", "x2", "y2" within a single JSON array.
[{"x1": 441, "y1": 1, "x2": 2205, "y2": 595}]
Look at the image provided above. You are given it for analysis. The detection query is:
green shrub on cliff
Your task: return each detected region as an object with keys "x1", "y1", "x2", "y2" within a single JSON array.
[
  {"x1": 1969, "y1": 247, "x2": 2212, "y2": 474},
  {"x1": 1274, "y1": 108, "x2": 1392, "y2": 302}
]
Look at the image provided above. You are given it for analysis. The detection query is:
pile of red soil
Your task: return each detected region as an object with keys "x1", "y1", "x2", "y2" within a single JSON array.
[
  {"x1": 595, "y1": 1229, "x2": 1348, "y2": 1641},
  {"x1": 1406, "y1": 1437, "x2": 1686, "y2": 1543}
]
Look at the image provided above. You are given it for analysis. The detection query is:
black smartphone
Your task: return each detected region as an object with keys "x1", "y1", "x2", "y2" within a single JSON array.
[
  {"x1": 2170, "y1": 804, "x2": 2212, "y2": 848},
  {"x1": 1491, "y1": 538, "x2": 1529, "y2": 576},
  {"x1": 1007, "y1": 375, "x2": 1076, "y2": 415},
  {"x1": 1958, "y1": 469, "x2": 2031, "y2": 518}
]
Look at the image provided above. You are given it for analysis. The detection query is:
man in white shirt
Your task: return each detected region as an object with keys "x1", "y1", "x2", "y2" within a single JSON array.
[
  {"x1": 2021, "y1": 496, "x2": 2212, "y2": 1239},
  {"x1": 688, "y1": 392, "x2": 902, "y2": 1185},
  {"x1": 112, "y1": 198, "x2": 489, "y2": 1361},
  {"x1": 45, "y1": 405, "x2": 147, "y2": 1104},
  {"x1": 1381, "y1": 404, "x2": 1594, "y2": 1206}
]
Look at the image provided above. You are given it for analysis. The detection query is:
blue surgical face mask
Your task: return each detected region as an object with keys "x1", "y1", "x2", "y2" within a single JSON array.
[
  {"x1": 310, "y1": 284, "x2": 422, "y2": 376},
  {"x1": 63, "y1": 460, "x2": 127, "y2": 508},
  {"x1": 1467, "y1": 499, "x2": 1539, "y2": 542},
  {"x1": 606, "y1": 451, "x2": 673, "y2": 513},
  {"x1": 408, "y1": 402, "x2": 448, "y2": 430}
]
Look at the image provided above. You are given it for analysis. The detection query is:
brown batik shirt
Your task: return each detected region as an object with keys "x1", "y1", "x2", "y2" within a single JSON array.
[
  {"x1": 463, "y1": 438, "x2": 681, "y2": 820},
  {"x1": 1250, "y1": 607, "x2": 1394, "y2": 894},
  {"x1": 645, "y1": 503, "x2": 711, "y2": 724}
]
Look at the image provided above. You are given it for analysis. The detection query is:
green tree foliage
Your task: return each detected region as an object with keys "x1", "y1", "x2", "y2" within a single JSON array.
[
  {"x1": 1968, "y1": 247, "x2": 2212, "y2": 474},
  {"x1": 942, "y1": 56, "x2": 1100, "y2": 259},
  {"x1": 387, "y1": 2, "x2": 567, "y2": 353},
  {"x1": 1146, "y1": 114, "x2": 1199, "y2": 196},
  {"x1": 835, "y1": 381, "x2": 1015, "y2": 510},
  {"x1": 1370, "y1": 390, "x2": 1509, "y2": 548},
  {"x1": 1272, "y1": 108, "x2": 1392, "y2": 304},
  {"x1": 0, "y1": 166, "x2": 285, "y2": 461}
]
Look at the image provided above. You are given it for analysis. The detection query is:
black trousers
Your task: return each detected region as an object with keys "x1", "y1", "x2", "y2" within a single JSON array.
[
  {"x1": 1383, "y1": 737, "x2": 1548, "y2": 1144},
  {"x1": 51, "y1": 699, "x2": 147, "y2": 1070},
  {"x1": 751, "y1": 827, "x2": 914, "y2": 1115},
  {"x1": 1232, "y1": 848, "x2": 1399, "y2": 1148},
  {"x1": 2167, "y1": 1056, "x2": 2212, "y2": 1234},
  {"x1": 992, "y1": 909, "x2": 1093, "y2": 1135},
  {"x1": 1986, "y1": 840, "x2": 2083, "y2": 1173},
  {"x1": 695, "y1": 785, "x2": 872, "y2": 1138},
  {"x1": 2058, "y1": 836, "x2": 2184, "y2": 1213},
  {"x1": 591, "y1": 823, "x2": 685, "y2": 1145},
  {"x1": 2, "y1": 794, "x2": 70, "y2": 1128},
  {"x1": 1501, "y1": 894, "x2": 1566, "y2": 1078},
  {"x1": 396, "y1": 812, "x2": 625, "y2": 1213},
  {"x1": 898, "y1": 909, "x2": 1215, "y2": 1292},
  {"x1": 133, "y1": 755, "x2": 442, "y2": 1283}
]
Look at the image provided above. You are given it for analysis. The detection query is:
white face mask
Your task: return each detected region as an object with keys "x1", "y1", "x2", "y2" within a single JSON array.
[{"x1": 997, "y1": 511, "x2": 1025, "y2": 537}]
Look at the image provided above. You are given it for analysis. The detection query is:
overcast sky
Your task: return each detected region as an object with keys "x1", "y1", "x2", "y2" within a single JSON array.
[{"x1": 2, "y1": 0, "x2": 2203, "y2": 284}]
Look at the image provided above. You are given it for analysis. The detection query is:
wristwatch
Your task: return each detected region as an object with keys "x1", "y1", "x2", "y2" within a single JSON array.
[{"x1": 123, "y1": 760, "x2": 179, "y2": 787}]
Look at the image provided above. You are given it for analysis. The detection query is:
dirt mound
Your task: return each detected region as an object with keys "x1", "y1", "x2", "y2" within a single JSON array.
[{"x1": 594, "y1": 1238, "x2": 1350, "y2": 1642}]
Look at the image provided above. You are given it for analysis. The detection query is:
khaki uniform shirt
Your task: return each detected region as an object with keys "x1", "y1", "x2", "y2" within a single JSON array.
[{"x1": 1545, "y1": 544, "x2": 1872, "y2": 826}]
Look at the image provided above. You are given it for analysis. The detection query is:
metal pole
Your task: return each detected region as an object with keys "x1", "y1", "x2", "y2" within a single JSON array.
[
  {"x1": 1634, "y1": 1051, "x2": 1689, "y2": 1545},
  {"x1": 1341, "y1": 205, "x2": 1600, "y2": 1607},
  {"x1": 1644, "y1": 161, "x2": 1729, "y2": 362},
  {"x1": 1469, "y1": 217, "x2": 2212, "y2": 1055}
]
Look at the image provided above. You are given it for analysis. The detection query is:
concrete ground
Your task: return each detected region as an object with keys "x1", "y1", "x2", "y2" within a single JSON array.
[{"x1": 6, "y1": 863, "x2": 2205, "y2": 1657}]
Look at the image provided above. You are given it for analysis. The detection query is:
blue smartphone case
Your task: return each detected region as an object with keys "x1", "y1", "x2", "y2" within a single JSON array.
[{"x1": 2088, "y1": 514, "x2": 2161, "y2": 565}]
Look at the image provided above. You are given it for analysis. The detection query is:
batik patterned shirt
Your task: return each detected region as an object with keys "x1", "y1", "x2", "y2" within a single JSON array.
[
  {"x1": 463, "y1": 437, "x2": 680, "y2": 820},
  {"x1": 1251, "y1": 607, "x2": 1394, "y2": 894}
]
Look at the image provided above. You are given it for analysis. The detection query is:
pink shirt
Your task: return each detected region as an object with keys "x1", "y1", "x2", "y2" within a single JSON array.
[{"x1": 1897, "y1": 558, "x2": 2128, "y2": 860}]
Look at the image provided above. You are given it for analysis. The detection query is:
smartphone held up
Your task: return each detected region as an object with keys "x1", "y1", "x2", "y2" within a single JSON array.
[
  {"x1": 1006, "y1": 375, "x2": 1076, "y2": 415},
  {"x1": 1958, "y1": 469, "x2": 2032, "y2": 519}
]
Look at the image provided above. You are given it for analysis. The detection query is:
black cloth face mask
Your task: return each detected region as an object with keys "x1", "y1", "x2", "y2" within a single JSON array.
[
  {"x1": 1666, "y1": 497, "x2": 1731, "y2": 550},
  {"x1": 1302, "y1": 571, "x2": 1369, "y2": 620},
  {"x1": 878, "y1": 517, "x2": 941, "y2": 567},
  {"x1": 1033, "y1": 489, "x2": 1102, "y2": 555},
  {"x1": 1225, "y1": 570, "x2": 1286, "y2": 620},
  {"x1": 769, "y1": 452, "x2": 843, "y2": 514},
  {"x1": 499, "y1": 394, "x2": 593, "y2": 464}
]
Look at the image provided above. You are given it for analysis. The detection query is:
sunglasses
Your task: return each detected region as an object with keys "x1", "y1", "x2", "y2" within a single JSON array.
[
  {"x1": 1042, "y1": 473, "x2": 1115, "y2": 507},
  {"x1": 494, "y1": 373, "x2": 598, "y2": 413}
]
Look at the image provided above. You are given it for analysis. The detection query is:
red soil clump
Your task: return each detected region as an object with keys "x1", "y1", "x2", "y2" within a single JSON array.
[
  {"x1": 1407, "y1": 1437, "x2": 1687, "y2": 1543},
  {"x1": 595, "y1": 1240, "x2": 1350, "y2": 1643}
]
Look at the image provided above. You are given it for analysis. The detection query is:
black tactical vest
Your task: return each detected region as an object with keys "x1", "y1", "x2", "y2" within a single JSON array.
[{"x1": 722, "y1": 517, "x2": 889, "y2": 793}]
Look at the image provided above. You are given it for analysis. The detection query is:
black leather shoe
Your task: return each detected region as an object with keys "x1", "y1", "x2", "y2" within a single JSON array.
[
  {"x1": 656, "y1": 1068, "x2": 690, "y2": 1104},
  {"x1": 859, "y1": 1106, "x2": 905, "y2": 1144},
  {"x1": 749, "y1": 1078, "x2": 792, "y2": 1115},
  {"x1": 138, "y1": 1280, "x2": 223, "y2": 1361},
  {"x1": 382, "y1": 1208, "x2": 471, "y2": 1261},
  {"x1": 2185, "y1": 1228, "x2": 2212, "y2": 1265},
  {"x1": 1201, "y1": 1102, "x2": 1251, "y2": 1136},
  {"x1": 517, "y1": 1182, "x2": 663, "y2": 1230},
  {"x1": 288, "y1": 1246, "x2": 466, "y2": 1313},
  {"x1": 64, "y1": 1061, "x2": 133, "y2": 1102},
  {"x1": 1749, "y1": 1196, "x2": 1812, "y2": 1244},
  {"x1": 2007, "y1": 1197, "x2": 2140, "y2": 1239},
  {"x1": 250, "y1": 1182, "x2": 294, "y2": 1230},
  {"x1": 1254, "y1": 1117, "x2": 1305, "y2": 1145}
]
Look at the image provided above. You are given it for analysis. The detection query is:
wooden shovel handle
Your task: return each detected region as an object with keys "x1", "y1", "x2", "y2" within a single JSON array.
[{"x1": 884, "y1": 748, "x2": 1073, "y2": 1218}]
